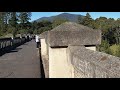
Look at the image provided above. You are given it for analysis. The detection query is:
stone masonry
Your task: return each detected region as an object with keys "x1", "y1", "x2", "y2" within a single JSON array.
[{"x1": 40, "y1": 22, "x2": 120, "y2": 78}]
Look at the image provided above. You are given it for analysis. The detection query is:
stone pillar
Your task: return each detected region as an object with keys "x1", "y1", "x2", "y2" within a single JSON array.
[
  {"x1": 49, "y1": 47, "x2": 74, "y2": 78},
  {"x1": 40, "y1": 22, "x2": 101, "y2": 78}
]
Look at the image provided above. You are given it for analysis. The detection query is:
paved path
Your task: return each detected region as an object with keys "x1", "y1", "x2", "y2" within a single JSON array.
[{"x1": 0, "y1": 40, "x2": 41, "y2": 78}]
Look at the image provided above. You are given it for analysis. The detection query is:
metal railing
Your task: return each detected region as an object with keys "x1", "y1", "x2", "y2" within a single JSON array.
[{"x1": 0, "y1": 36, "x2": 31, "y2": 56}]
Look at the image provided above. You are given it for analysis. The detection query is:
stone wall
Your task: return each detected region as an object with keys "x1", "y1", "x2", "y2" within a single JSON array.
[
  {"x1": 69, "y1": 46, "x2": 120, "y2": 78},
  {"x1": 40, "y1": 22, "x2": 120, "y2": 78},
  {"x1": 40, "y1": 31, "x2": 49, "y2": 78}
]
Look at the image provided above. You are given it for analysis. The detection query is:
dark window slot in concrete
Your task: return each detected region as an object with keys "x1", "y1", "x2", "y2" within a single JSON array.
[
  {"x1": 51, "y1": 46, "x2": 68, "y2": 48},
  {"x1": 84, "y1": 45, "x2": 96, "y2": 47}
]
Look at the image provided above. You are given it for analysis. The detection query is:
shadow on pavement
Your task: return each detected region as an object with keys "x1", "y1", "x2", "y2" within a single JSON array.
[
  {"x1": 39, "y1": 48, "x2": 45, "y2": 78},
  {"x1": 6, "y1": 47, "x2": 22, "y2": 53}
]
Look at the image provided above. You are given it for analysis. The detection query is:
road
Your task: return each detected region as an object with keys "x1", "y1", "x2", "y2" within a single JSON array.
[{"x1": 0, "y1": 40, "x2": 41, "y2": 78}]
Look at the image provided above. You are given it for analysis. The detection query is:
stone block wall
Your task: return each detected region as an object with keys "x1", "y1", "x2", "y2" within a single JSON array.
[
  {"x1": 39, "y1": 22, "x2": 120, "y2": 78},
  {"x1": 70, "y1": 46, "x2": 120, "y2": 78}
]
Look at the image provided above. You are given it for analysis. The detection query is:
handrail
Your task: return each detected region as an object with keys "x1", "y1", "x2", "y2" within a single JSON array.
[{"x1": 0, "y1": 36, "x2": 31, "y2": 56}]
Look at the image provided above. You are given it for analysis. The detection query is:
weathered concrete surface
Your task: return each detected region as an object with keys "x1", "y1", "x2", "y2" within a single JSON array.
[
  {"x1": 48, "y1": 31, "x2": 101, "y2": 47},
  {"x1": 48, "y1": 22, "x2": 101, "y2": 47},
  {"x1": 0, "y1": 40, "x2": 41, "y2": 78},
  {"x1": 40, "y1": 38, "x2": 49, "y2": 78},
  {"x1": 71, "y1": 46, "x2": 120, "y2": 78},
  {"x1": 51, "y1": 22, "x2": 99, "y2": 31},
  {"x1": 41, "y1": 39, "x2": 47, "y2": 57},
  {"x1": 85, "y1": 46, "x2": 96, "y2": 51},
  {"x1": 40, "y1": 22, "x2": 104, "y2": 78},
  {"x1": 41, "y1": 55, "x2": 49, "y2": 78},
  {"x1": 49, "y1": 47, "x2": 74, "y2": 78}
]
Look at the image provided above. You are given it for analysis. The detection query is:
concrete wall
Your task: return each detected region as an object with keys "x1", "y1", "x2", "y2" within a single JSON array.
[
  {"x1": 85, "y1": 46, "x2": 96, "y2": 51},
  {"x1": 71, "y1": 46, "x2": 120, "y2": 78},
  {"x1": 41, "y1": 39, "x2": 47, "y2": 56},
  {"x1": 40, "y1": 22, "x2": 120, "y2": 78},
  {"x1": 49, "y1": 47, "x2": 74, "y2": 78},
  {"x1": 40, "y1": 38, "x2": 111, "y2": 78},
  {"x1": 40, "y1": 38, "x2": 49, "y2": 78},
  {"x1": 42, "y1": 43, "x2": 120, "y2": 78}
]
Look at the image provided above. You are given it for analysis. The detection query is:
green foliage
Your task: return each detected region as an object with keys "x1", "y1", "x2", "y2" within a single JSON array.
[
  {"x1": 113, "y1": 27, "x2": 120, "y2": 44},
  {"x1": 77, "y1": 13, "x2": 120, "y2": 57},
  {"x1": 109, "y1": 44, "x2": 120, "y2": 57},
  {"x1": 18, "y1": 12, "x2": 31, "y2": 30},
  {"x1": 7, "y1": 27, "x2": 14, "y2": 33},
  {"x1": 18, "y1": 29, "x2": 28, "y2": 34},
  {"x1": 33, "y1": 29, "x2": 38, "y2": 34},
  {"x1": 38, "y1": 26, "x2": 52, "y2": 34},
  {"x1": 52, "y1": 18, "x2": 68, "y2": 28},
  {"x1": 98, "y1": 40, "x2": 110, "y2": 53},
  {"x1": 32, "y1": 20, "x2": 52, "y2": 34},
  {"x1": 79, "y1": 13, "x2": 94, "y2": 28},
  {"x1": 0, "y1": 12, "x2": 32, "y2": 37},
  {"x1": 78, "y1": 15, "x2": 83, "y2": 24}
]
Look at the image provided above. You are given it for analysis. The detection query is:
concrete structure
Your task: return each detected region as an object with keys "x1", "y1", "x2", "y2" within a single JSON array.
[
  {"x1": 40, "y1": 22, "x2": 120, "y2": 78},
  {"x1": 70, "y1": 46, "x2": 120, "y2": 78},
  {"x1": 40, "y1": 31, "x2": 49, "y2": 78}
]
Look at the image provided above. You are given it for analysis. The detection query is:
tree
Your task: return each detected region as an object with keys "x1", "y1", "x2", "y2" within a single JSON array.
[
  {"x1": 52, "y1": 18, "x2": 68, "y2": 28},
  {"x1": 112, "y1": 26, "x2": 120, "y2": 44},
  {"x1": 31, "y1": 20, "x2": 52, "y2": 34},
  {"x1": 81, "y1": 13, "x2": 94, "y2": 28},
  {"x1": 0, "y1": 12, "x2": 12, "y2": 36},
  {"x1": 9, "y1": 12, "x2": 18, "y2": 37},
  {"x1": 78, "y1": 15, "x2": 83, "y2": 24},
  {"x1": 18, "y1": 12, "x2": 31, "y2": 29},
  {"x1": 0, "y1": 12, "x2": 32, "y2": 37},
  {"x1": 98, "y1": 39, "x2": 110, "y2": 53}
]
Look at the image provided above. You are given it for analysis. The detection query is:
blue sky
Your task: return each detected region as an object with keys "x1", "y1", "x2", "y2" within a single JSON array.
[{"x1": 30, "y1": 12, "x2": 120, "y2": 22}]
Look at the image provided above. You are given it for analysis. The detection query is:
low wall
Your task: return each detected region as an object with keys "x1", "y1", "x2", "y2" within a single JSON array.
[
  {"x1": 49, "y1": 47, "x2": 74, "y2": 78},
  {"x1": 70, "y1": 46, "x2": 120, "y2": 78},
  {"x1": 0, "y1": 36, "x2": 31, "y2": 56},
  {"x1": 40, "y1": 34, "x2": 99, "y2": 78},
  {"x1": 40, "y1": 33, "x2": 49, "y2": 78},
  {"x1": 40, "y1": 22, "x2": 120, "y2": 78},
  {"x1": 41, "y1": 41, "x2": 120, "y2": 78}
]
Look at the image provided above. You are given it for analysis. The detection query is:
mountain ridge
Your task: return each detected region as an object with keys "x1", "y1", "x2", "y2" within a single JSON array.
[{"x1": 33, "y1": 13, "x2": 84, "y2": 23}]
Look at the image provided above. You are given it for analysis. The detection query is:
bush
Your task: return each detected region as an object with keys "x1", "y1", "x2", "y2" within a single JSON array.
[
  {"x1": 7, "y1": 27, "x2": 14, "y2": 33},
  {"x1": 18, "y1": 29, "x2": 28, "y2": 34},
  {"x1": 109, "y1": 44, "x2": 120, "y2": 57},
  {"x1": 98, "y1": 40, "x2": 110, "y2": 53}
]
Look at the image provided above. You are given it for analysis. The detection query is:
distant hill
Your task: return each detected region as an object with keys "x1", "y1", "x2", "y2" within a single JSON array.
[{"x1": 34, "y1": 13, "x2": 84, "y2": 23}]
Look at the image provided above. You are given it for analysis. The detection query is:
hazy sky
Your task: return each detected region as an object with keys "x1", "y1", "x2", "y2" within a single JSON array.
[{"x1": 30, "y1": 12, "x2": 120, "y2": 22}]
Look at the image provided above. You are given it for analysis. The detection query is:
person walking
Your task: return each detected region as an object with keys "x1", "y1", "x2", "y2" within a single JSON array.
[{"x1": 35, "y1": 34, "x2": 40, "y2": 49}]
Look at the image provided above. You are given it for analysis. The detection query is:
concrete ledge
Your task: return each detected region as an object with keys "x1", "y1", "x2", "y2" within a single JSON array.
[
  {"x1": 48, "y1": 30, "x2": 101, "y2": 47},
  {"x1": 41, "y1": 55, "x2": 49, "y2": 78}
]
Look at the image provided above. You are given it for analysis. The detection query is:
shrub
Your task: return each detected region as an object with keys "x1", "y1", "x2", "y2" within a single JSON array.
[
  {"x1": 98, "y1": 40, "x2": 110, "y2": 53},
  {"x1": 109, "y1": 44, "x2": 120, "y2": 57}
]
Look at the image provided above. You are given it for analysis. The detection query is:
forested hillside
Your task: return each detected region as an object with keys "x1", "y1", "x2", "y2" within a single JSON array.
[{"x1": 34, "y1": 13, "x2": 84, "y2": 23}]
